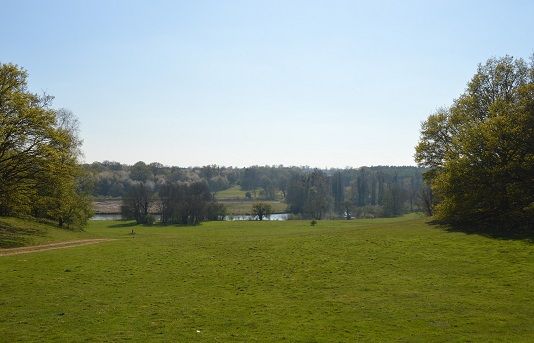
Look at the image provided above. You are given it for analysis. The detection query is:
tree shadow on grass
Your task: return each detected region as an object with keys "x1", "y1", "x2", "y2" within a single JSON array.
[
  {"x1": 428, "y1": 219, "x2": 534, "y2": 243},
  {"x1": 0, "y1": 222, "x2": 47, "y2": 248}
]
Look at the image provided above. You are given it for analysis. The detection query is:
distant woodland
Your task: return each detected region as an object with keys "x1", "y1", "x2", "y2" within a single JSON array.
[{"x1": 84, "y1": 162, "x2": 427, "y2": 223}]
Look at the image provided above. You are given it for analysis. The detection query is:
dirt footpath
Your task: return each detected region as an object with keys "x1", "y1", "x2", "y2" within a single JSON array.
[{"x1": 0, "y1": 239, "x2": 115, "y2": 256}]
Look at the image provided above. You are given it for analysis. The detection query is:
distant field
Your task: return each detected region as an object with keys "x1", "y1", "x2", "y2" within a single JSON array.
[
  {"x1": 214, "y1": 185, "x2": 248, "y2": 200},
  {"x1": 215, "y1": 186, "x2": 284, "y2": 201},
  {"x1": 222, "y1": 200, "x2": 287, "y2": 215},
  {"x1": 215, "y1": 186, "x2": 287, "y2": 214},
  {"x1": 1, "y1": 215, "x2": 533, "y2": 341}
]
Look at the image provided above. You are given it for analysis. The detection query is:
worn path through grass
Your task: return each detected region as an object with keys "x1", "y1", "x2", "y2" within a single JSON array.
[{"x1": 0, "y1": 239, "x2": 116, "y2": 256}]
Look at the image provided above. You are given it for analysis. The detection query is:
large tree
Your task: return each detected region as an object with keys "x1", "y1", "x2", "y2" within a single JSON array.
[
  {"x1": 286, "y1": 169, "x2": 332, "y2": 219},
  {"x1": 159, "y1": 181, "x2": 215, "y2": 225},
  {"x1": 121, "y1": 182, "x2": 154, "y2": 224},
  {"x1": 415, "y1": 55, "x2": 534, "y2": 229},
  {"x1": 0, "y1": 63, "x2": 92, "y2": 227},
  {"x1": 252, "y1": 202, "x2": 272, "y2": 221}
]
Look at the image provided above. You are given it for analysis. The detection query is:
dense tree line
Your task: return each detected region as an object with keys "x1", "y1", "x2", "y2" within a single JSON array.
[
  {"x1": 121, "y1": 183, "x2": 154, "y2": 224},
  {"x1": 84, "y1": 162, "x2": 303, "y2": 201},
  {"x1": 0, "y1": 63, "x2": 92, "y2": 228},
  {"x1": 286, "y1": 167, "x2": 425, "y2": 219},
  {"x1": 159, "y1": 181, "x2": 225, "y2": 225},
  {"x1": 87, "y1": 161, "x2": 426, "y2": 220},
  {"x1": 121, "y1": 180, "x2": 226, "y2": 225},
  {"x1": 287, "y1": 169, "x2": 333, "y2": 219},
  {"x1": 84, "y1": 162, "x2": 241, "y2": 198},
  {"x1": 416, "y1": 55, "x2": 534, "y2": 230}
]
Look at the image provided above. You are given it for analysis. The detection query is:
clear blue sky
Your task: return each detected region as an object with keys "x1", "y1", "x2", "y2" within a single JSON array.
[{"x1": 2, "y1": 0, "x2": 533, "y2": 167}]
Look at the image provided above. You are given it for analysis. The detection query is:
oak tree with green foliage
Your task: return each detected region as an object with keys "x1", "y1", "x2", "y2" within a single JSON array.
[
  {"x1": 415, "y1": 55, "x2": 534, "y2": 229},
  {"x1": 0, "y1": 63, "x2": 92, "y2": 228}
]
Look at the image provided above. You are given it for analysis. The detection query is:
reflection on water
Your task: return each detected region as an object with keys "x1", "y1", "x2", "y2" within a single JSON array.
[
  {"x1": 224, "y1": 213, "x2": 289, "y2": 221},
  {"x1": 91, "y1": 213, "x2": 289, "y2": 221},
  {"x1": 91, "y1": 214, "x2": 123, "y2": 221}
]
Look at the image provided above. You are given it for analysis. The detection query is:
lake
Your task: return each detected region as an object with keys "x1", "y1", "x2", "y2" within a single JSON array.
[{"x1": 91, "y1": 213, "x2": 289, "y2": 221}]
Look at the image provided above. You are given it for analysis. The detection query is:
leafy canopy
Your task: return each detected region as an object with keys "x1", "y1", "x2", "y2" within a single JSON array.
[
  {"x1": 0, "y1": 63, "x2": 92, "y2": 228},
  {"x1": 415, "y1": 55, "x2": 534, "y2": 229}
]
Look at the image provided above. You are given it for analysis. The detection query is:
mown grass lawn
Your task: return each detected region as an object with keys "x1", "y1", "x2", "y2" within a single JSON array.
[{"x1": 0, "y1": 215, "x2": 533, "y2": 341}]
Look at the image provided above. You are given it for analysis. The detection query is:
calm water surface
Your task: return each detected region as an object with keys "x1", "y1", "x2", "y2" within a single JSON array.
[{"x1": 91, "y1": 213, "x2": 289, "y2": 221}]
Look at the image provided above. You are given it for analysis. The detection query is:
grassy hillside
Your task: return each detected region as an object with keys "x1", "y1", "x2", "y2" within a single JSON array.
[
  {"x1": 1, "y1": 215, "x2": 533, "y2": 341},
  {"x1": 0, "y1": 217, "x2": 97, "y2": 248}
]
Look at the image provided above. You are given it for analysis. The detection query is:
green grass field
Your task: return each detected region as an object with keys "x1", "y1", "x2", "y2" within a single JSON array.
[{"x1": 1, "y1": 215, "x2": 533, "y2": 341}]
